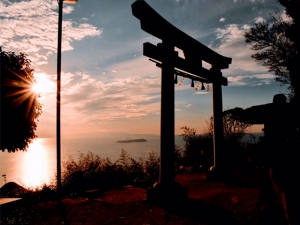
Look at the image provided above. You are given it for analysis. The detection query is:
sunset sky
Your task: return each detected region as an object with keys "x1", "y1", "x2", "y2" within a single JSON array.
[{"x1": 0, "y1": 0, "x2": 288, "y2": 137}]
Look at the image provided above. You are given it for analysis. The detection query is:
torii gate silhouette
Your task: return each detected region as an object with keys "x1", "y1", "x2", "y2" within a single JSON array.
[{"x1": 132, "y1": 0, "x2": 232, "y2": 202}]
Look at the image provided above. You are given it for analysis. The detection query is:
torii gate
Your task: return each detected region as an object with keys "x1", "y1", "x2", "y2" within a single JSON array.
[{"x1": 132, "y1": 0, "x2": 232, "y2": 202}]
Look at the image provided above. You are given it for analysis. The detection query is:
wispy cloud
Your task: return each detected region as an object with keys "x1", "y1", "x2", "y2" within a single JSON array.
[
  {"x1": 213, "y1": 22, "x2": 278, "y2": 86},
  {"x1": 249, "y1": 0, "x2": 265, "y2": 3},
  {"x1": 228, "y1": 74, "x2": 275, "y2": 86},
  {"x1": 36, "y1": 57, "x2": 163, "y2": 135},
  {"x1": 36, "y1": 53, "x2": 208, "y2": 136},
  {"x1": 214, "y1": 23, "x2": 270, "y2": 75},
  {"x1": 195, "y1": 92, "x2": 209, "y2": 95},
  {"x1": 0, "y1": 0, "x2": 101, "y2": 68},
  {"x1": 254, "y1": 16, "x2": 265, "y2": 23}
]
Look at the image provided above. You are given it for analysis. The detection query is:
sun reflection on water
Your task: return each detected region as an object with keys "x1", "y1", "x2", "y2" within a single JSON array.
[{"x1": 19, "y1": 139, "x2": 53, "y2": 188}]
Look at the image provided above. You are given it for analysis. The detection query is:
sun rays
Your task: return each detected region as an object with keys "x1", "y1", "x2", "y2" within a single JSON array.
[
  {"x1": 1, "y1": 50, "x2": 44, "y2": 152},
  {"x1": 3, "y1": 67, "x2": 38, "y2": 117},
  {"x1": 31, "y1": 73, "x2": 55, "y2": 95},
  {"x1": 3, "y1": 68, "x2": 53, "y2": 119}
]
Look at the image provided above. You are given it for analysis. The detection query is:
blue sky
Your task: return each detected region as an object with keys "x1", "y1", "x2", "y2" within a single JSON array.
[{"x1": 0, "y1": 0, "x2": 288, "y2": 137}]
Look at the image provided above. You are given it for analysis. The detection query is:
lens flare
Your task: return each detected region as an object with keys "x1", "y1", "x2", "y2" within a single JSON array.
[{"x1": 31, "y1": 73, "x2": 55, "y2": 95}]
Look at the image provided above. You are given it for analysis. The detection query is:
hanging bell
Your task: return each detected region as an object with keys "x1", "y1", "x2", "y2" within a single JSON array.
[
  {"x1": 195, "y1": 81, "x2": 201, "y2": 90},
  {"x1": 174, "y1": 74, "x2": 178, "y2": 84},
  {"x1": 191, "y1": 79, "x2": 194, "y2": 87},
  {"x1": 206, "y1": 84, "x2": 210, "y2": 93},
  {"x1": 178, "y1": 77, "x2": 184, "y2": 86},
  {"x1": 201, "y1": 82, "x2": 205, "y2": 90}
]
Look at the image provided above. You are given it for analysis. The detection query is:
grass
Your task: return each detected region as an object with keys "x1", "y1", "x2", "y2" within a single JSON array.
[
  {"x1": 1, "y1": 173, "x2": 261, "y2": 225},
  {"x1": 1, "y1": 148, "x2": 268, "y2": 225}
]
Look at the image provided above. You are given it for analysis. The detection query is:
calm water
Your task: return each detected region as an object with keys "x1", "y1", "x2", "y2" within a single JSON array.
[{"x1": 0, "y1": 135, "x2": 184, "y2": 188}]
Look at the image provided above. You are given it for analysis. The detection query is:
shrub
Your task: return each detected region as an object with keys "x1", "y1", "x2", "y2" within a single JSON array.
[
  {"x1": 144, "y1": 151, "x2": 160, "y2": 180},
  {"x1": 60, "y1": 150, "x2": 161, "y2": 196},
  {"x1": 180, "y1": 126, "x2": 213, "y2": 171}
]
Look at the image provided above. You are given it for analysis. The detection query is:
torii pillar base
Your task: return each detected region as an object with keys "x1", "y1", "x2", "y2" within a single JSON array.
[
  {"x1": 206, "y1": 166, "x2": 232, "y2": 182},
  {"x1": 147, "y1": 182, "x2": 188, "y2": 205}
]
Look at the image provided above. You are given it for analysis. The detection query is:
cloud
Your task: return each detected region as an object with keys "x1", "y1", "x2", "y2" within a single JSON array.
[
  {"x1": 214, "y1": 23, "x2": 267, "y2": 74},
  {"x1": 219, "y1": 18, "x2": 225, "y2": 22},
  {"x1": 216, "y1": 24, "x2": 246, "y2": 41},
  {"x1": 280, "y1": 10, "x2": 293, "y2": 22},
  {"x1": 249, "y1": 0, "x2": 265, "y2": 3},
  {"x1": 212, "y1": 22, "x2": 280, "y2": 88},
  {"x1": 195, "y1": 92, "x2": 208, "y2": 95},
  {"x1": 61, "y1": 72, "x2": 161, "y2": 122},
  {"x1": 254, "y1": 16, "x2": 266, "y2": 23},
  {"x1": 35, "y1": 55, "x2": 203, "y2": 136},
  {"x1": 228, "y1": 73, "x2": 275, "y2": 86},
  {"x1": 37, "y1": 57, "x2": 162, "y2": 130},
  {"x1": 0, "y1": 0, "x2": 101, "y2": 68}
]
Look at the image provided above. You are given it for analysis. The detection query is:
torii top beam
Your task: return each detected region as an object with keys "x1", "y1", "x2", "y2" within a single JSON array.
[{"x1": 132, "y1": 0, "x2": 232, "y2": 69}]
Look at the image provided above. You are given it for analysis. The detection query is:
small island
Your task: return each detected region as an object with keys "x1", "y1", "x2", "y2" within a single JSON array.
[{"x1": 116, "y1": 139, "x2": 147, "y2": 143}]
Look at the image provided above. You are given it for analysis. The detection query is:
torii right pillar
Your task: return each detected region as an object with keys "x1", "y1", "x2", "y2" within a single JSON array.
[
  {"x1": 208, "y1": 67, "x2": 228, "y2": 180},
  {"x1": 212, "y1": 67, "x2": 224, "y2": 167}
]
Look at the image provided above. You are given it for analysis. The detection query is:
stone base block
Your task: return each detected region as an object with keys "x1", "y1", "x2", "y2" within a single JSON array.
[
  {"x1": 146, "y1": 182, "x2": 188, "y2": 205},
  {"x1": 206, "y1": 166, "x2": 232, "y2": 182}
]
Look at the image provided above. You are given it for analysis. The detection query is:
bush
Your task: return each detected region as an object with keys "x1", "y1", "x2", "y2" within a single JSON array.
[
  {"x1": 180, "y1": 126, "x2": 213, "y2": 171},
  {"x1": 60, "y1": 150, "x2": 160, "y2": 196},
  {"x1": 2, "y1": 148, "x2": 182, "y2": 199},
  {"x1": 180, "y1": 111, "x2": 253, "y2": 170}
]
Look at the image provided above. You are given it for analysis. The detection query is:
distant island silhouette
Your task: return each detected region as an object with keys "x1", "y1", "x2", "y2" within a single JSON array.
[{"x1": 116, "y1": 139, "x2": 147, "y2": 143}]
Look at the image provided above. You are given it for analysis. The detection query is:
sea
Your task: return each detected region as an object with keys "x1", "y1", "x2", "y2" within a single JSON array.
[{"x1": 0, "y1": 135, "x2": 184, "y2": 188}]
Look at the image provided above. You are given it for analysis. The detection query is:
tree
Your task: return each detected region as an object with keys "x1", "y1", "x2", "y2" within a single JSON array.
[
  {"x1": 244, "y1": 0, "x2": 300, "y2": 103},
  {"x1": 0, "y1": 48, "x2": 42, "y2": 152},
  {"x1": 180, "y1": 111, "x2": 252, "y2": 170},
  {"x1": 206, "y1": 112, "x2": 252, "y2": 167},
  {"x1": 204, "y1": 111, "x2": 252, "y2": 144},
  {"x1": 180, "y1": 126, "x2": 213, "y2": 171}
]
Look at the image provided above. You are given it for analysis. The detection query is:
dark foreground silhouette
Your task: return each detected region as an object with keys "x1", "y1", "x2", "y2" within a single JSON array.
[
  {"x1": 0, "y1": 173, "x2": 260, "y2": 224},
  {"x1": 226, "y1": 94, "x2": 300, "y2": 225},
  {"x1": 151, "y1": 197, "x2": 241, "y2": 225}
]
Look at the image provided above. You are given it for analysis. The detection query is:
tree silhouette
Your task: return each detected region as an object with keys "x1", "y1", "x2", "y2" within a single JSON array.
[
  {"x1": 180, "y1": 126, "x2": 213, "y2": 171},
  {"x1": 180, "y1": 112, "x2": 252, "y2": 170},
  {"x1": 204, "y1": 111, "x2": 252, "y2": 144},
  {"x1": 0, "y1": 48, "x2": 42, "y2": 152},
  {"x1": 244, "y1": 0, "x2": 300, "y2": 103}
]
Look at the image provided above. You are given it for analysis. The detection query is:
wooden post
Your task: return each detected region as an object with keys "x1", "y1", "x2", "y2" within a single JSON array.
[
  {"x1": 211, "y1": 67, "x2": 224, "y2": 168},
  {"x1": 146, "y1": 42, "x2": 187, "y2": 203},
  {"x1": 56, "y1": 0, "x2": 63, "y2": 200},
  {"x1": 159, "y1": 41, "x2": 175, "y2": 185}
]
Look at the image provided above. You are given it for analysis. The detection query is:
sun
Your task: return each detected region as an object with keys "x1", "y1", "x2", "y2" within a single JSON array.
[
  {"x1": 31, "y1": 82, "x2": 44, "y2": 94},
  {"x1": 31, "y1": 73, "x2": 55, "y2": 95}
]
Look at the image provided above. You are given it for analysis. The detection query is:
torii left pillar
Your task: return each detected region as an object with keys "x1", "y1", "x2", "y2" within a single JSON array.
[{"x1": 147, "y1": 41, "x2": 187, "y2": 204}]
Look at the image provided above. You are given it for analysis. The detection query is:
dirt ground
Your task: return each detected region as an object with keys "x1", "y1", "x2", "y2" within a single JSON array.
[{"x1": 1, "y1": 173, "x2": 261, "y2": 225}]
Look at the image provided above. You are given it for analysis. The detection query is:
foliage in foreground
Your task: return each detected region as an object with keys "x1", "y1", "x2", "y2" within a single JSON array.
[
  {"x1": 60, "y1": 110, "x2": 253, "y2": 196},
  {"x1": 0, "y1": 48, "x2": 42, "y2": 152},
  {"x1": 60, "y1": 149, "x2": 160, "y2": 196},
  {"x1": 180, "y1": 126, "x2": 213, "y2": 171},
  {"x1": 181, "y1": 111, "x2": 252, "y2": 171}
]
